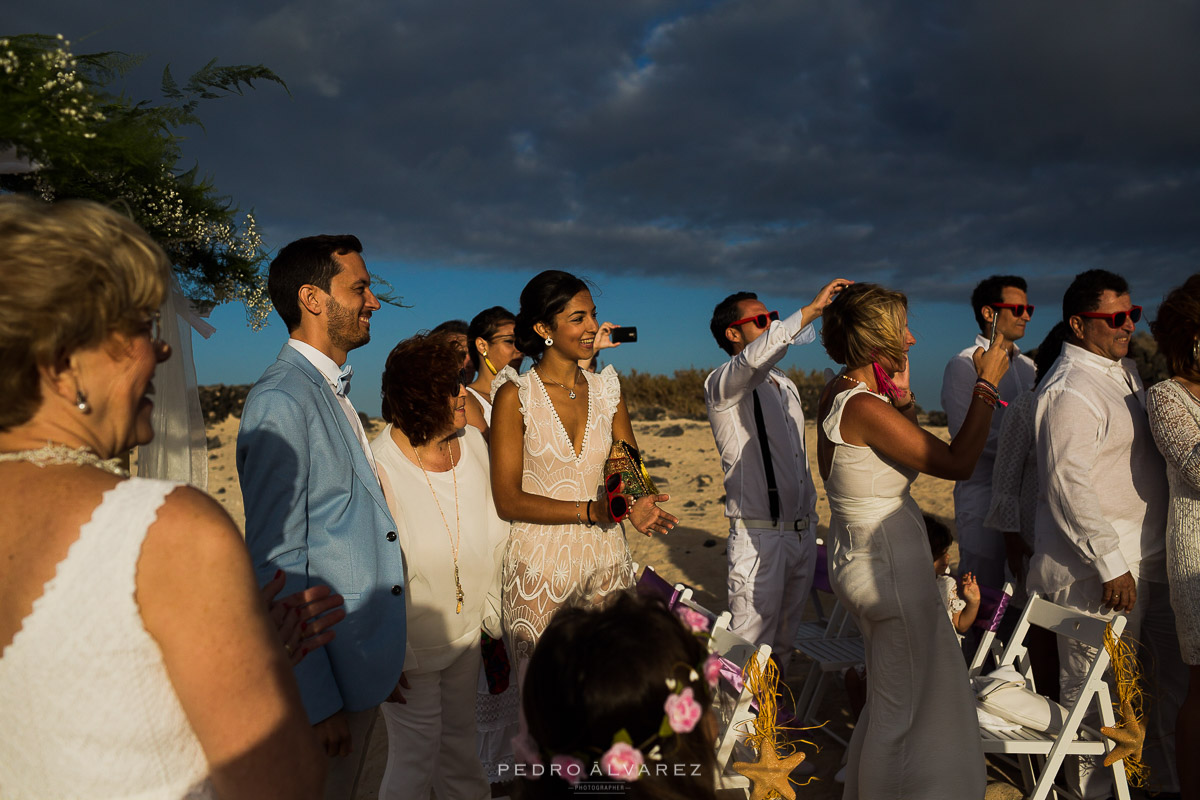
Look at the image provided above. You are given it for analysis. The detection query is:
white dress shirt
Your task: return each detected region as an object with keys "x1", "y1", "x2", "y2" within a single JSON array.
[
  {"x1": 1028, "y1": 342, "x2": 1168, "y2": 595},
  {"x1": 704, "y1": 309, "x2": 818, "y2": 524},
  {"x1": 940, "y1": 334, "x2": 1036, "y2": 521},
  {"x1": 287, "y1": 338, "x2": 378, "y2": 477}
]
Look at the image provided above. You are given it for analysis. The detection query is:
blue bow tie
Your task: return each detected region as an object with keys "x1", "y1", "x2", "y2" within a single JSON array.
[{"x1": 335, "y1": 364, "x2": 353, "y2": 397}]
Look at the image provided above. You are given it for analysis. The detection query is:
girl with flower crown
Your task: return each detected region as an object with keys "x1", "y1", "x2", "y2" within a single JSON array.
[{"x1": 513, "y1": 593, "x2": 720, "y2": 800}]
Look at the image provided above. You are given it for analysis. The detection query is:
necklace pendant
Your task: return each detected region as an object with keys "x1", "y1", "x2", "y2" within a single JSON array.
[
  {"x1": 456, "y1": 596, "x2": 463, "y2": 614},
  {"x1": 568, "y1": 390, "x2": 576, "y2": 399}
]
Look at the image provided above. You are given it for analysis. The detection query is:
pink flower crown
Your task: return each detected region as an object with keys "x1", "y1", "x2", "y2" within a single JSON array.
[{"x1": 513, "y1": 607, "x2": 722, "y2": 785}]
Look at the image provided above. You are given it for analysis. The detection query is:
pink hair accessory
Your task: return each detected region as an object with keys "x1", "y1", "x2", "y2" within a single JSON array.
[
  {"x1": 675, "y1": 606, "x2": 710, "y2": 633},
  {"x1": 704, "y1": 653, "x2": 721, "y2": 689},
  {"x1": 663, "y1": 687, "x2": 703, "y2": 733},
  {"x1": 872, "y1": 361, "x2": 903, "y2": 402},
  {"x1": 600, "y1": 741, "x2": 645, "y2": 781},
  {"x1": 551, "y1": 754, "x2": 586, "y2": 786}
]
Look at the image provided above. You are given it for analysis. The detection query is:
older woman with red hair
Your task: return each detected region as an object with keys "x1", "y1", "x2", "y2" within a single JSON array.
[
  {"x1": 371, "y1": 332, "x2": 508, "y2": 800},
  {"x1": 1148, "y1": 274, "x2": 1200, "y2": 800}
]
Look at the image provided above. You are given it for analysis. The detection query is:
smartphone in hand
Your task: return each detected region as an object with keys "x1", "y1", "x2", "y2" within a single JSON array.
[{"x1": 610, "y1": 326, "x2": 638, "y2": 344}]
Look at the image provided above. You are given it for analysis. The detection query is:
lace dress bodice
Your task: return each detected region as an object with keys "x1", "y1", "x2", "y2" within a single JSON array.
[
  {"x1": 0, "y1": 478, "x2": 213, "y2": 799},
  {"x1": 499, "y1": 366, "x2": 635, "y2": 664},
  {"x1": 1147, "y1": 379, "x2": 1200, "y2": 664}
]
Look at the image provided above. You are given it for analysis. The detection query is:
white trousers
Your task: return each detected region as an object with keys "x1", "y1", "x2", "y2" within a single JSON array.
[
  {"x1": 1048, "y1": 576, "x2": 1187, "y2": 798},
  {"x1": 378, "y1": 645, "x2": 490, "y2": 800},
  {"x1": 726, "y1": 521, "x2": 817, "y2": 672}
]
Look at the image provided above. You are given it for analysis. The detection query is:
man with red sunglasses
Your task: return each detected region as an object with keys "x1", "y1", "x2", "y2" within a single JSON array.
[
  {"x1": 1029, "y1": 268, "x2": 1184, "y2": 798},
  {"x1": 940, "y1": 275, "x2": 1036, "y2": 596},
  {"x1": 703, "y1": 279, "x2": 850, "y2": 682}
]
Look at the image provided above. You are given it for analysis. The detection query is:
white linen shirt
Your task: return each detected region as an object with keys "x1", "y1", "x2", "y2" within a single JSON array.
[
  {"x1": 704, "y1": 309, "x2": 818, "y2": 524},
  {"x1": 1028, "y1": 342, "x2": 1168, "y2": 595},
  {"x1": 287, "y1": 338, "x2": 378, "y2": 477},
  {"x1": 940, "y1": 334, "x2": 1035, "y2": 521}
]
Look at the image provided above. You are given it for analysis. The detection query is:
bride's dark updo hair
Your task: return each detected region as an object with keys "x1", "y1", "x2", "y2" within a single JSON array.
[{"x1": 514, "y1": 270, "x2": 591, "y2": 360}]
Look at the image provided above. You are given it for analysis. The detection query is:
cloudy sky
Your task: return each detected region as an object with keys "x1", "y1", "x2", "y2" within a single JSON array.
[{"x1": 11, "y1": 1, "x2": 1200, "y2": 414}]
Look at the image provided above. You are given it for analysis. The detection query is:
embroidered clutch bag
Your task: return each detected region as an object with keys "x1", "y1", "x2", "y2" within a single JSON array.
[{"x1": 604, "y1": 439, "x2": 660, "y2": 499}]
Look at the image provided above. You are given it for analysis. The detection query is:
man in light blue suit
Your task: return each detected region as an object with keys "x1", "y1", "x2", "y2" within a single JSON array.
[{"x1": 237, "y1": 234, "x2": 406, "y2": 798}]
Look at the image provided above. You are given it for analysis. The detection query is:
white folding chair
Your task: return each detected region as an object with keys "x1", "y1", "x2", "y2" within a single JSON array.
[
  {"x1": 708, "y1": 610, "x2": 773, "y2": 797},
  {"x1": 978, "y1": 595, "x2": 1130, "y2": 800},
  {"x1": 791, "y1": 598, "x2": 863, "y2": 745}
]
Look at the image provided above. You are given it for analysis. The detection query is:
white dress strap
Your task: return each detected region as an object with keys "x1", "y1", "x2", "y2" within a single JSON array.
[{"x1": 822, "y1": 382, "x2": 872, "y2": 446}]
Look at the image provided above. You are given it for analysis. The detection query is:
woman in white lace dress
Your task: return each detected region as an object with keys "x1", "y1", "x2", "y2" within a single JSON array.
[
  {"x1": 0, "y1": 198, "x2": 321, "y2": 798},
  {"x1": 815, "y1": 282, "x2": 1010, "y2": 799},
  {"x1": 491, "y1": 270, "x2": 677, "y2": 686},
  {"x1": 1147, "y1": 274, "x2": 1200, "y2": 800}
]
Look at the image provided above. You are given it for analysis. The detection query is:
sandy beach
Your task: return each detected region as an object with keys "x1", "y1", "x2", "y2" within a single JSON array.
[{"x1": 202, "y1": 414, "x2": 1025, "y2": 799}]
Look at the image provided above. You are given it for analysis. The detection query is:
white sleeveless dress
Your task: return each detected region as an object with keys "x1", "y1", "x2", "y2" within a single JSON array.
[
  {"x1": 0, "y1": 478, "x2": 214, "y2": 800},
  {"x1": 499, "y1": 366, "x2": 635, "y2": 669},
  {"x1": 823, "y1": 384, "x2": 985, "y2": 800}
]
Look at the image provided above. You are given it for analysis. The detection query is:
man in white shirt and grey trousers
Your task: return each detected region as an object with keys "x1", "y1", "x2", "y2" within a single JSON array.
[
  {"x1": 1030, "y1": 268, "x2": 1185, "y2": 798},
  {"x1": 704, "y1": 278, "x2": 849, "y2": 680}
]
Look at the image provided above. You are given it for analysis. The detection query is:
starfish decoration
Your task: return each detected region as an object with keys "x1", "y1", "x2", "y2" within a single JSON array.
[
  {"x1": 733, "y1": 744, "x2": 808, "y2": 800},
  {"x1": 1100, "y1": 697, "x2": 1145, "y2": 768}
]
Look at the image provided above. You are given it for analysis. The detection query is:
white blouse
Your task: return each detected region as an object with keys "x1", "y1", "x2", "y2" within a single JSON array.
[{"x1": 371, "y1": 425, "x2": 508, "y2": 673}]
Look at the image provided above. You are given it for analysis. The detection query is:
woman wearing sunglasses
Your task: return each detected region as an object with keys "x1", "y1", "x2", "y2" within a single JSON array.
[
  {"x1": 815, "y1": 282, "x2": 1011, "y2": 799},
  {"x1": 1147, "y1": 275, "x2": 1200, "y2": 800},
  {"x1": 491, "y1": 270, "x2": 677, "y2": 689},
  {"x1": 463, "y1": 306, "x2": 524, "y2": 436},
  {"x1": 370, "y1": 332, "x2": 509, "y2": 800}
]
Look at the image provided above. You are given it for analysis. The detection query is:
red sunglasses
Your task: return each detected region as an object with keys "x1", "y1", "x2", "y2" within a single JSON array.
[
  {"x1": 1078, "y1": 306, "x2": 1142, "y2": 328},
  {"x1": 604, "y1": 473, "x2": 629, "y2": 522},
  {"x1": 990, "y1": 303, "x2": 1035, "y2": 319},
  {"x1": 731, "y1": 310, "x2": 779, "y2": 329}
]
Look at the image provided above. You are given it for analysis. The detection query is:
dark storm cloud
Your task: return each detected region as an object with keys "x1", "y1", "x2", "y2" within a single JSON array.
[{"x1": 10, "y1": 0, "x2": 1200, "y2": 300}]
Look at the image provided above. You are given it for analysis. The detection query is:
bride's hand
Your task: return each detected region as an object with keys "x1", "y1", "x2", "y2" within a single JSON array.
[{"x1": 628, "y1": 494, "x2": 677, "y2": 537}]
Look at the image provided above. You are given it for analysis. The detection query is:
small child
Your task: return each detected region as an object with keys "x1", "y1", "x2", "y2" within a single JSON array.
[{"x1": 925, "y1": 514, "x2": 980, "y2": 637}]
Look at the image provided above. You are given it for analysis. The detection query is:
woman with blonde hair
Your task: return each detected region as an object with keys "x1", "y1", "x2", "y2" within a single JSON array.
[
  {"x1": 0, "y1": 197, "x2": 321, "y2": 798},
  {"x1": 815, "y1": 282, "x2": 1010, "y2": 799}
]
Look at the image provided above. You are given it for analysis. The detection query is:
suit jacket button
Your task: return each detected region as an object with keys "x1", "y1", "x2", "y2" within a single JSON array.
[
  {"x1": 391, "y1": 584, "x2": 403, "y2": 596},
  {"x1": 386, "y1": 531, "x2": 397, "y2": 542}
]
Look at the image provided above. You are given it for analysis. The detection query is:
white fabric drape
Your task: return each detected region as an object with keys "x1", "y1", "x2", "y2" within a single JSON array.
[{"x1": 135, "y1": 276, "x2": 215, "y2": 489}]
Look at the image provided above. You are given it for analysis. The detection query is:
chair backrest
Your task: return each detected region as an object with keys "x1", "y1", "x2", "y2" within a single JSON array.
[
  {"x1": 998, "y1": 595, "x2": 1127, "y2": 685},
  {"x1": 636, "y1": 565, "x2": 681, "y2": 608},
  {"x1": 709, "y1": 612, "x2": 773, "y2": 782}
]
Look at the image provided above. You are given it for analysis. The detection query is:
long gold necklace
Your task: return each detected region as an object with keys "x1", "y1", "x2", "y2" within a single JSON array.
[{"x1": 414, "y1": 438, "x2": 464, "y2": 614}]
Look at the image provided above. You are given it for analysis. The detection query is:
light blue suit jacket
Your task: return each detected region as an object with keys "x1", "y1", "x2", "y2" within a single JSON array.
[{"x1": 237, "y1": 344, "x2": 407, "y2": 724}]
